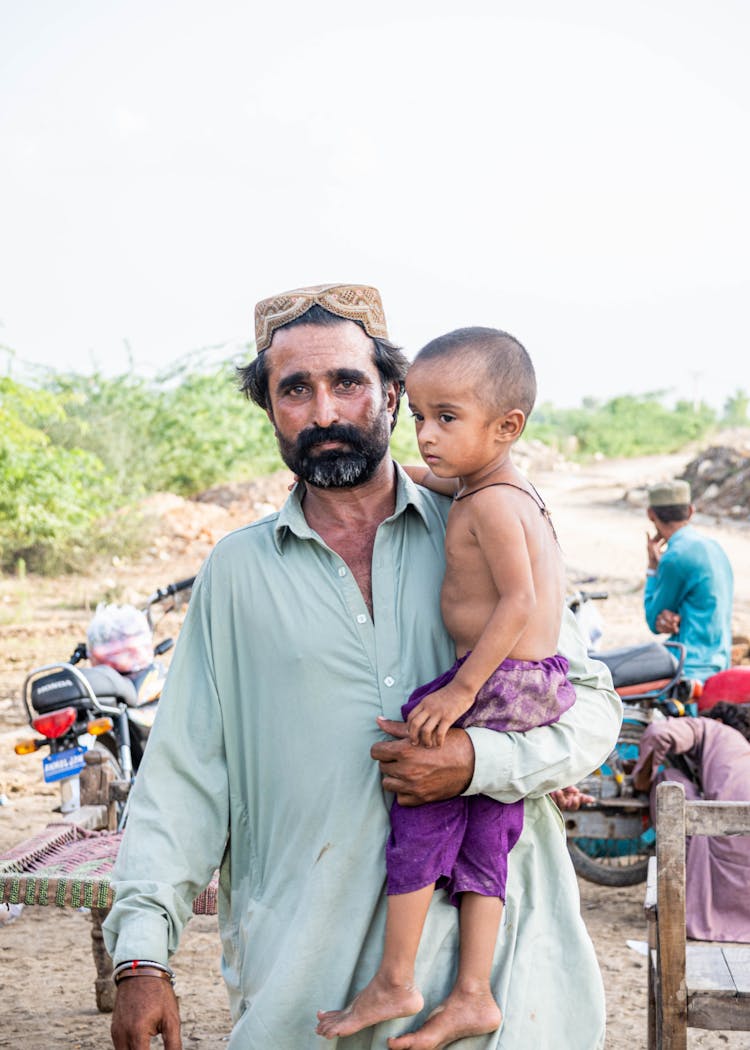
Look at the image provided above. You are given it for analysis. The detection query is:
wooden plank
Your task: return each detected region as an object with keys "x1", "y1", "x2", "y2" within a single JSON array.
[
  {"x1": 724, "y1": 947, "x2": 750, "y2": 995},
  {"x1": 685, "y1": 946, "x2": 736, "y2": 994},
  {"x1": 59, "y1": 805, "x2": 108, "y2": 830},
  {"x1": 685, "y1": 800, "x2": 750, "y2": 837},
  {"x1": 655, "y1": 781, "x2": 688, "y2": 1050},
  {"x1": 644, "y1": 856, "x2": 657, "y2": 913},
  {"x1": 688, "y1": 995, "x2": 750, "y2": 1030}
]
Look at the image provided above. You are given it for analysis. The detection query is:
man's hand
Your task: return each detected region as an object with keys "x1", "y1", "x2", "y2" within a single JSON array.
[
  {"x1": 549, "y1": 785, "x2": 595, "y2": 811},
  {"x1": 110, "y1": 977, "x2": 182, "y2": 1050},
  {"x1": 646, "y1": 530, "x2": 665, "y2": 570},
  {"x1": 655, "y1": 608, "x2": 680, "y2": 634},
  {"x1": 372, "y1": 717, "x2": 475, "y2": 805}
]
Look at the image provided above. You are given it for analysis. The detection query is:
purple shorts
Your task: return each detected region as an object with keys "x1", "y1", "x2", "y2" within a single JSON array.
[{"x1": 386, "y1": 653, "x2": 575, "y2": 904}]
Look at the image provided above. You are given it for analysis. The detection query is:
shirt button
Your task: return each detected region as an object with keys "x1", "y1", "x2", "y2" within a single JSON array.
[
  {"x1": 356, "y1": 614, "x2": 367, "y2": 624},
  {"x1": 384, "y1": 676, "x2": 395, "y2": 687},
  {"x1": 338, "y1": 567, "x2": 347, "y2": 577}
]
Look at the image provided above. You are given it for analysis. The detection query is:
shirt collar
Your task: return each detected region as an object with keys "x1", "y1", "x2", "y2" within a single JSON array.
[
  {"x1": 667, "y1": 523, "x2": 694, "y2": 548},
  {"x1": 273, "y1": 462, "x2": 433, "y2": 553}
]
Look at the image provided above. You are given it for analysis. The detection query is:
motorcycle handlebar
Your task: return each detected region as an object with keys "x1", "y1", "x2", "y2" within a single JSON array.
[{"x1": 144, "y1": 576, "x2": 196, "y2": 607}]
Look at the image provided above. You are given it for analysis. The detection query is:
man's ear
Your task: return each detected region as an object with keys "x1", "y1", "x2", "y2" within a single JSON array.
[
  {"x1": 385, "y1": 380, "x2": 401, "y2": 421},
  {"x1": 497, "y1": 408, "x2": 526, "y2": 441}
]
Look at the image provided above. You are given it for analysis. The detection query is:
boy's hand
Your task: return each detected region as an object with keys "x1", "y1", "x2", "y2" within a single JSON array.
[{"x1": 406, "y1": 683, "x2": 474, "y2": 748}]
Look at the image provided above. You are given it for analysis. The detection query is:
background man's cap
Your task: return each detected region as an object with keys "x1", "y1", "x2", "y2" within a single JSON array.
[
  {"x1": 254, "y1": 283, "x2": 389, "y2": 352},
  {"x1": 648, "y1": 479, "x2": 692, "y2": 506}
]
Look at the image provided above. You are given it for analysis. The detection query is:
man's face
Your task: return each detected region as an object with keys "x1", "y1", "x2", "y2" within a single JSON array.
[{"x1": 264, "y1": 320, "x2": 397, "y2": 489}]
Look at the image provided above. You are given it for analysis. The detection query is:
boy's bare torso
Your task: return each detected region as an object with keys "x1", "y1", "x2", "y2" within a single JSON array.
[{"x1": 441, "y1": 482, "x2": 565, "y2": 661}]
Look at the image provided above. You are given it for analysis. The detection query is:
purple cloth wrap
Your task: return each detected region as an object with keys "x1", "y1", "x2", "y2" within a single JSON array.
[{"x1": 386, "y1": 653, "x2": 575, "y2": 904}]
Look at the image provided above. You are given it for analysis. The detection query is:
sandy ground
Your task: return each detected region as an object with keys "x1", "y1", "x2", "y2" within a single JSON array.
[{"x1": 1, "y1": 452, "x2": 749, "y2": 1049}]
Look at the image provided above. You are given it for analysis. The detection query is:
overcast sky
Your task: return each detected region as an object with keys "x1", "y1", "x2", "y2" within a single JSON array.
[{"x1": 1, "y1": 0, "x2": 748, "y2": 410}]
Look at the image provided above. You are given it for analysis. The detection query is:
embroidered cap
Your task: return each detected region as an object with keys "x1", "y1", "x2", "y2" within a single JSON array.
[
  {"x1": 254, "y1": 283, "x2": 389, "y2": 352},
  {"x1": 647, "y1": 479, "x2": 692, "y2": 507}
]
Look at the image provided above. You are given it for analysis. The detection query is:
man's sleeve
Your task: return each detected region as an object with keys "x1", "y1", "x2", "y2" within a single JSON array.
[
  {"x1": 102, "y1": 562, "x2": 230, "y2": 965},
  {"x1": 463, "y1": 606, "x2": 622, "y2": 803},
  {"x1": 644, "y1": 551, "x2": 684, "y2": 633},
  {"x1": 632, "y1": 718, "x2": 701, "y2": 786}
]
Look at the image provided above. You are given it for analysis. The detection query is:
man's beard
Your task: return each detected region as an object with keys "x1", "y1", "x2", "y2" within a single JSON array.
[{"x1": 276, "y1": 416, "x2": 391, "y2": 489}]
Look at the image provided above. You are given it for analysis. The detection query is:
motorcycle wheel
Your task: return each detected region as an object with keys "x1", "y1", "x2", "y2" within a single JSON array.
[
  {"x1": 567, "y1": 839, "x2": 651, "y2": 886},
  {"x1": 567, "y1": 719, "x2": 653, "y2": 887},
  {"x1": 94, "y1": 736, "x2": 124, "y2": 778},
  {"x1": 92, "y1": 737, "x2": 126, "y2": 824}
]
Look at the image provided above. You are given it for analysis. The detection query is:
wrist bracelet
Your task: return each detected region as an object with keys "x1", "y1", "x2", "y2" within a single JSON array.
[
  {"x1": 114, "y1": 967, "x2": 175, "y2": 987},
  {"x1": 113, "y1": 959, "x2": 176, "y2": 987}
]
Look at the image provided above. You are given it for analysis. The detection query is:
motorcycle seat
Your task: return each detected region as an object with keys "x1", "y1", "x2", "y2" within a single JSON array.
[
  {"x1": 31, "y1": 664, "x2": 138, "y2": 712},
  {"x1": 591, "y1": 643, "x2": 679, "y2": 690}
]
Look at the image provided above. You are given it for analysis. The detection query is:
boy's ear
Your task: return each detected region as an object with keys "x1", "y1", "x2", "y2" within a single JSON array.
[{"x1": 496, "y1": 408, "x2": 526, "y2": 441}]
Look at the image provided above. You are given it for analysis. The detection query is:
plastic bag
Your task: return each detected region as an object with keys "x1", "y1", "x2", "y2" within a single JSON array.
[{"x1": 86, "y1": 603, "x2": 153, "y2": 674}]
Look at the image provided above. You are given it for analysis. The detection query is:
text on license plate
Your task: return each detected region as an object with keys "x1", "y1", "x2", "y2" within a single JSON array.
[{"x1": 42, "y1": 746, "x2": 87, "y2": 783}]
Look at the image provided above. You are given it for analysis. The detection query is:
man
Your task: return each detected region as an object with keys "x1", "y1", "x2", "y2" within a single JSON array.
[
  {"x1": 632, "y1": 702, "x2": 750, "y2": 942},
  {"x1": 104, "y1": 283, "x2": 621, "y2": 1050},
  {"x1": 645, "y1": 479, "x2": 734, "y2": 682}
]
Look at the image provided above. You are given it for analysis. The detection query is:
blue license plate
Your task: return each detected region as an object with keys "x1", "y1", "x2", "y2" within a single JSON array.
[{"x1": 42, "y1": 746, "x2": 87, "y2": 783}]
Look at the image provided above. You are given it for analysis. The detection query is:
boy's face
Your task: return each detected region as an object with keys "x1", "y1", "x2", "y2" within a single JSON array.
[{"x1": 405, "y1": 359, "x2": 520, "y2": 480}]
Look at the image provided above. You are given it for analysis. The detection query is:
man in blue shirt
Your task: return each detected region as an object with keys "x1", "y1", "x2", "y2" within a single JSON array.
[{"x1": 645, "y1": 478, "x2": 734, "y2": 681}]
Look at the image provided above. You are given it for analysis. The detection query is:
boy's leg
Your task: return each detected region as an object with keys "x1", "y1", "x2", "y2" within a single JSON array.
[
  {"x1": 315, "y1": 885, "x2": 433, "y2": 1039},
  {"x1": 386, "y1": 797, "x2": 522, "y2": 1049},
  {"x1": 317, "y1": 795, "x2": 467, "y2": 1040},
  {"x1": 386, "y1": 893, "x2": 504, "y2": 1050}
]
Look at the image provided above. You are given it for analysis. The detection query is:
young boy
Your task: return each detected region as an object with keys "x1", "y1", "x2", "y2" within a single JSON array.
[{"x1": 316, "y1": 327, "x2": 574, "y2": 1050}]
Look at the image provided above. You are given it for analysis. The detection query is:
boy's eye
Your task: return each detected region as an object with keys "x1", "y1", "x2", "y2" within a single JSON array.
[
  {"x1": 439, "y1": 413, "x2": 456, "y2": 423},
  {"x1": 410, "y1": 411, "x2": 424, "y2": 422}
]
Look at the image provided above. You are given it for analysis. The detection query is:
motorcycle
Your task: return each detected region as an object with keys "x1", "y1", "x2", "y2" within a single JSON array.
[
  {"x1": 564, "y1": 589, "x2": 699, "y2": 886},
  {"x1": 14, "y1": 575, "x2": 195, "y2": 831}
]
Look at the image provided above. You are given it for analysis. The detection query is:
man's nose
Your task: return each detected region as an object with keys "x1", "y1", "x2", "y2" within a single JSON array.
[{"x1": 311, "y1": 387, "x2": 340, "y2": 427}]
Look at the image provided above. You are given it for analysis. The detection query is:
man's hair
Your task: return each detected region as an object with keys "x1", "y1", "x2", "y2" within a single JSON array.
[
  {"x1": 413, "y1": 326, "x2": 536, "y2": 421},
  {"x1": 650, "y1": 504, "x2": 692, "y2": 524},
  {"x1": 237, "y1": 305, "x2": 409, "y2": 430},
  {"x1": 703, "y1": 701, "x2": 750, "y2": 744}
]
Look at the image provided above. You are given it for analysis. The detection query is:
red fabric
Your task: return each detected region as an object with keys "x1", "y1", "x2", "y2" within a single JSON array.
[{"x1": 697, "y1": 667, "x2": 750, "y2": 712}]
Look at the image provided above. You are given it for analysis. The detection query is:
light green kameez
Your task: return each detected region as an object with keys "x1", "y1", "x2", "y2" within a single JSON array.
[{"x1": 104, "y1": 467, "x2": 621, "y2": 1049}]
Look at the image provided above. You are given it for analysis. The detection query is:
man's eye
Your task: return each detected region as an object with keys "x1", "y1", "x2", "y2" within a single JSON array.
[{"x1": 337, "y1": 379, "x2": 358, "y2": 391}]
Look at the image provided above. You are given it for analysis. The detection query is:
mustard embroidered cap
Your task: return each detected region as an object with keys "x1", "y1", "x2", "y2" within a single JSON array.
[{"x1": 254, "y1": 283, "x2": 389, "y2": 352}]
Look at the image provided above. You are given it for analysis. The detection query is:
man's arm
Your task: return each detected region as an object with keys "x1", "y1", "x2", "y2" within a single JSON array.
[
  {"x1": 644, "y1": 550, "x2": 684, "y2": 634},
  {"x1": 373, "y1": 607, "x2": 622, "y2": 805},
  {"x1": 103, "y1": 564, "x2": 229, "y2": 1047}
]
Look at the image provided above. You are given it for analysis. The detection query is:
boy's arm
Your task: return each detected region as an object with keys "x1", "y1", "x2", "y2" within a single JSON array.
[
  {"x1": 401, "y1": 463, "x2": 458, "y2": 497},
  {"x1": 374, "y1": 609, "x2": 621, "y2": 803}
]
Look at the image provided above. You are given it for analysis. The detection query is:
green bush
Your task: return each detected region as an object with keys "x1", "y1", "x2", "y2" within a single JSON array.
[
  {"x1": 0, "y1": 357, "x2": 739, "y2": 576},
  {"x1": 0, "y1": 378, "x2": 119, "y2": 572}
]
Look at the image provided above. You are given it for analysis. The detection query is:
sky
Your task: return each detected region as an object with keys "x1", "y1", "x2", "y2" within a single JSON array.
[{"x1": 1, "y1": 0, "x2": 748, "y2": 410}]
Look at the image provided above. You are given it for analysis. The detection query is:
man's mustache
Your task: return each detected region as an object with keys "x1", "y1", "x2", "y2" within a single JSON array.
[{"x1": 296, "y1": 424, "x2": 366, "y2": 455}]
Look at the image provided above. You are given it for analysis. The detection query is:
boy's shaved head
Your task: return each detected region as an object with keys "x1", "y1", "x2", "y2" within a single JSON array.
[{"x1": 412, "y1": 327, "x2": 536, "y2": 421}]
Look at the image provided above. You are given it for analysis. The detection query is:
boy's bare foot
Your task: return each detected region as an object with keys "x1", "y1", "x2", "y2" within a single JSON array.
[
  {"x1": 386, "y1": 988, "x2": 502, "y2": 1049},
  {"x1": 316, "y1": 974, "x2": 424, "y2": 1040}
]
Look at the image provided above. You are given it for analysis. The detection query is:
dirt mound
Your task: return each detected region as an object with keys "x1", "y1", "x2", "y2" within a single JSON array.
[{"x1": 681, "y1": 444, "x2": 750, "y2": 521}]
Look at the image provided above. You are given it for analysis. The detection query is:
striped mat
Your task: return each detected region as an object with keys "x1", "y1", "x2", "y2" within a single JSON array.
[{"x1": 0, "y1": 822, "x2": 218, "y2": 913}]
